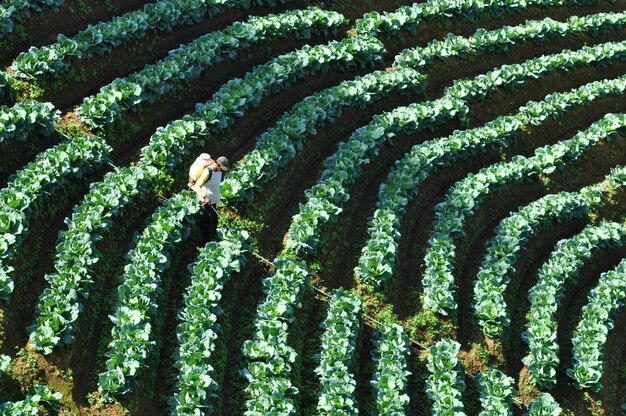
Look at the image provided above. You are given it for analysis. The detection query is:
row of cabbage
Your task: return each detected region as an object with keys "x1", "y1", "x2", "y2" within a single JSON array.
[
  {"x1": 0, "y1": 101, "x2": 59, "y2": 145},
  {"x1": 477, "y1": 369, "x2": 516, "y2": 416},
  {"x1": 287, "y1": 40, "x2": 626, "y2": 256},
  {"x1": 523, "y1": 220, "x2": 626, "y2": 388},
  {"x1": 0, "y1": 134, "x2": 110, "y2": 304},
  {"x1": 426, "y1": 338, "x2": 466, "y2": 415},
  {"x1": 315, "y1": 289, "x2": 362, "y2": 415},
  {"x1": 354, "y1": 0, "x2": 596, "y2": 36},
  {"x1": 221, "y1": 68, "x2": 427, "y2": 201},
  {"x1": 171, "y1": 226, "x2": 251, "y2": 415},
  {"x1": 0, "y1": 0, "x2": 64, "y2": 38},
  {"x1": 241, "y1": 257, "x2": 310, "y2": 415},
  {"x1": 370, "y1": 323, "x2": 411, "y2": 415},
  {"x1": 139, "y1": 36, "x2": 383, "y2": 171},
  {"x1": 423, "y1": 112, "x2": 626, "y2": 316},
  {"x1": 11, "y1": 0, "x2": 296, "y2": 79},
  {"x1": 357, "y1": 71, "x2": 626, "y2": 290},
  {"x1": 284, "y1": 94, "x2": 465, "y2": 254},
  {"x1": 27, "y1": 165, "x2": 156, "y2": 352},
  {"x1": 76, "y1": 8, "x2": 348, "y2": 128},
  {"x1": 475, "y1": 164, "x2": 626, "y2": 337},
  {"x1": 97, "y1": 192, "x2": 199, "y2": 398},
  {"x1": 568, "y1": 255, "x2": 626, "y2": 391},
  {"x1": 28, "y1": 35, "x2": 384, "y2": 353},
  {"x1": 393, "y1": 11, "x2": 626, "y2": 69}
]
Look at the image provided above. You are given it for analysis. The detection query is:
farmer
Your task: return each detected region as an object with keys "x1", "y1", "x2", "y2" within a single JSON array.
[{"x1": 189, "y1": 154, "x2": 231, "y2": 241}]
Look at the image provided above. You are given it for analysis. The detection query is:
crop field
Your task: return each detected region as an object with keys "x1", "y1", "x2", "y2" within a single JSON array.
[{"x1": 1, "y1": 0, "x2": 626, "y2": 414}]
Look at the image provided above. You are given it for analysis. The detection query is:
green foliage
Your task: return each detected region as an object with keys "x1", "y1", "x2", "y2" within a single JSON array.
[
  {"x1": 477, "y1": 369, "x2": 515, "y2": 415},
  {"x1": 153, "y1": 168, "x2": 174, "y2": 200},
  {"x1": 405, "y1": 310, "x2": 454, "y2": 344},
  {"x1": 29, "y1": 165, "x2": 158, "y2": 353},
  {"x1": 286, "y1": 93, "x2": 459, "y2": 255},
  {"x1": 354, "y1": 0, "x2": 597, "y2": 36},
  {"x1": 0, "y1": 384, "x2": 62, "y2": 415},
  {"x1": 139, "y1": 35, "x2": 383, "y2": 172},
  {"x1": 524, "y1": 221, "x2": 626, "y2": 388},
  {"x1": 13, "y1": 0, "x2": 263, "y2": 79},
  {"x1": 222, "y1": 68, "x2": 426, "y2": 202},
  {"x1": 0, "y1": 134, "x2": 111, "y2": 305},
  {"x1": 315, "y1": 289, "x2": 362, "y2": 414},
  {"x1": 426, "y1": 338, "x2": 465, "y2": 416},
  {"x1": 241, "y1": 257, "x2": 310, "y2": 415},
  {"x1": 97, "y1": 192, "x2": 200, "y2": 399},
  {"x1": 424, "y1": 112, "x2": 626, "y2": 316},
  {"x1": 475, "y1": 190, "x2": 595, "y2": 331},
  {"x1": 371, "y1": 324, "x2": 411, "y2": 415},
  {"x1": 0, "y1": 356, "x2": 9, "y2": 375},
  {"x1": 358, "y1": 53, "x2": 626, "y2": 291},
  {"x1": 526, "y1": 393, "x2": 561, "y2": 416},
  {"x1": 0, "y1": 100, "x2": 60, "y2": 146},
  {"x1": 0, "y1": 0, "x2": 65, "y2": 39},
  {"x1": 395, "y1": 12, "x2": 626, "y2": 69},
  {"x1": 0, "y1": 72, "x2": 16, "y2": 105},
  {"x1": 568, "y1": 257, "x2": 626, "y2": 391},
  {"x1": 171, "y1": 226, "x2": 252, "y2": 415},
  {"x1": 76, "y1": 8, "x2": 349, "y2": 128}
]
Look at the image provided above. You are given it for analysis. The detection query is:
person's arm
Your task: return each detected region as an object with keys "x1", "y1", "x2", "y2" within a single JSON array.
[{"x1": 191, "y1": 168, "x2": 211, "y2": 202}]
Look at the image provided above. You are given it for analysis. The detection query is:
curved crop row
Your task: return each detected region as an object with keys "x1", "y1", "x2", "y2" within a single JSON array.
[
  {"x1": 523, "y1": 221, "x2": 626, "y2": 388},
  {"x1": 285, "y1": 94, "x2": 465, "y2": 254},
  {"x1": 221, "y1": 67, "x2": 427, "y2": 202},
  {"x1": 140, "y1": 35, "x2": 383, "y2": 171},
  {"x1": 282, "y1": 111, "x2": 435, "y2": 255},
  {"x1": 477, "y1": 369, "x2": 516, "y2": 416},
  {"x1": 394, "y1": 11, "x2": 626, "y2": 69},
  {"x1": 354, "y1": 0, "x2": 596, "y2": 36},
  {"x1": 241, "y1": 257, "x2": 310, "y2": 415},
  {"x1": 370, "y1": 323, "x2": 411, "y2": 415},
  {"x1": 474, "y1": 164, "x2": 626, "y2": 337},
  {"x1": 0, "y1": 0, "x2": 64, "y2": 39},
  {"x1": 76, "y1": 8, "x2": 348, "y2": 128},
  {"x1": 423, "y1": 113, "x2": 626, "y2": 315},
  {"x1": 445, "y1": 40, "x2": 626, "y2": 101},
  {"x1": 97, "y1": 191, "x2": 200, "y2": 399},
  {"x1": 426, "y1": 338, "x2": 465, "y2": 416},
  {"x1": 567, "y1": 256, "x2": 626, "y2": 391},
  {"x1": 221, "y1": 10, "x2": 626, "y2": 204},
  {"x1": 28, "y1": 165, "x2": 157, "y2": 352},
  {"x1": 356, "y1": 73, "x2": 626, "y2": 289},
  {"x1": 0, "y1": 101, "x2": 59, "y2": 145},
  {"x1": 315, "y1": 289, "x2": 362, "y2": 415},
  {"x1": 171, "y1": 226, "x2": 252, "y2": 415},
  {"x1": 0, "y1": 134, "x2": 111, "y2": 303},
  {"x1": 289, "y1": 40, "x2": 626, "y2": 256},
  {"x1": 11, "y1": 0, "x2": 298, "y2": 79},
  {"x1": 29, "y1": 33, "x2": 383, "y2": 355}
]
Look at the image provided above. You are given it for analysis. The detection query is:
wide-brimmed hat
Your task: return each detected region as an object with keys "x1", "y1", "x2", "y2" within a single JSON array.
[{"x1": 216, "y1": 156, "x2": 231, "y2": 171}]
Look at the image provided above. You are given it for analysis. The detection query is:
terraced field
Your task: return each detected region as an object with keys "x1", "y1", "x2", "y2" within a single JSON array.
[{"x1": 1, "y1": 0, "x2": 625, "y2": 414}]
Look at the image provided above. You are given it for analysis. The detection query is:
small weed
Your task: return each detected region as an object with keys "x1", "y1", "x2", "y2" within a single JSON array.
[
  {"x1": 153, "y1": 169, "x2": 175, "y2": 200},
  {"x1": 583, "y1": 392, "x2": 605, "y2": 416},
  {"x1": 404, "y1": 310, "x2": 454, "y2": 345}
]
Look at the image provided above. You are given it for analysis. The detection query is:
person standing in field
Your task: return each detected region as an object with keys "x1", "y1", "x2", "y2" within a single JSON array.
[{"x1": 189, "y1": 154, "x2": 231, "y2": 241}]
